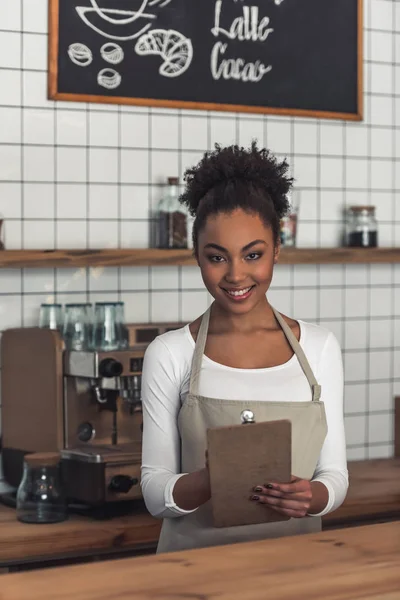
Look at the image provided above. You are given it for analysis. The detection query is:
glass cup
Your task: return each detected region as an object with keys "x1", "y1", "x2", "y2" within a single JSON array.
[
  {"x1": 115, "y1": 302, "x2": 130, "y2": 349},
  {"x1": 63, "y1": 303, "x2": 93, "y2": 351},
  {"x1": 39, "y1": 304, "x2": 63, "y2": 331},
  {"x1": 93, "y1": 302, "x2": 123, "y2": 351}
]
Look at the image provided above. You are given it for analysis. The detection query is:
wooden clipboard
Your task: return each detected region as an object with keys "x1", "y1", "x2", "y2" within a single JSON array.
[{"x1": 207, "y1": 419, "x2": 292, "y2": 528}]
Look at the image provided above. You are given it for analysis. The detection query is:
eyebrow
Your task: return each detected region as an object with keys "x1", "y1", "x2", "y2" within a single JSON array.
[{"x1": 203, "y1": 239, "x2": 267, "y2": 253}]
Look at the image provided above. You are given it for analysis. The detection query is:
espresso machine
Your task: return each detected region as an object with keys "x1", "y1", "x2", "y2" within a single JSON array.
[{"x1": 1, "y1": 322, "x2": 181, "y2": 509}]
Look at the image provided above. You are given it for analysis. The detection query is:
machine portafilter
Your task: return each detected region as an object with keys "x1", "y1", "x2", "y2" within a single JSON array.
[{"x1": 89, "y1": 357, "x2": 142, "y2": 444}]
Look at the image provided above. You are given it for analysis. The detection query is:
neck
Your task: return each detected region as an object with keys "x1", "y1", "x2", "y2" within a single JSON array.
[{"x1": 210, "y1": 296, "x2": 276, "y2": 333}]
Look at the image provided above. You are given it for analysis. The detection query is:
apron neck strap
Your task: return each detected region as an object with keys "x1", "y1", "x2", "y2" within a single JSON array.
[
  {"x1": 189, "y1": 305, "x2": 321, "y2": 401},
  {"x1": 189, "y1": 306, "x2": 211, "y2": 396},
  {"x1": 271, "y1": 307, "x2": 321, "y2": 402}
]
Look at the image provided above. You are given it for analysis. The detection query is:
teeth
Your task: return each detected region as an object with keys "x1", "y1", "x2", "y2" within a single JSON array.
[{"x1": 227, "y1": 287, "x2": 252, "y2": 297}]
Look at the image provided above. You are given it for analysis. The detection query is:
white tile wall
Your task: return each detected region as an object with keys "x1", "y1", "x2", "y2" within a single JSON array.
[{"x1": 0, "y1": 0, "x2": 399, "y2": 492}]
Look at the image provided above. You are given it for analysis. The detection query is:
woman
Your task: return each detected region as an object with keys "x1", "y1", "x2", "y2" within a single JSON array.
[{"x1": 141, "y1": 142, "x2": 348, "y2": 554}]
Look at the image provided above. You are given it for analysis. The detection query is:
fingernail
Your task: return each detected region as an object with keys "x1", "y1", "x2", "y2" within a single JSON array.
[
  {"x1": 254, "y1": 486, "x2": 262, "y2": 492},
  {"x1": 265, "y1": 484, "x2": 274, "y2": 489},
  {"x1": 251, "y1": 495, "x2": 259, "y2": 501}
]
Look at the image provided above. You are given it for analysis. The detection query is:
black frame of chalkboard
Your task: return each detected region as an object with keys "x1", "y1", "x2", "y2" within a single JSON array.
[{"x1": 48, "y1": 0, "x2": 363, "y2": 121}]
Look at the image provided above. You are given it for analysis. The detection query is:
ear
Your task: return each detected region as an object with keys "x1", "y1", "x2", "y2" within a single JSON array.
[{"x1": 273, "y1": 240, "x2": 281, "y2": 264}]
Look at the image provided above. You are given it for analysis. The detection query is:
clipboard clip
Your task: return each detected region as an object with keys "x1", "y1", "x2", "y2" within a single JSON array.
[{"x1": 240, "y1": 410, "x2": 255, "y2": 424}]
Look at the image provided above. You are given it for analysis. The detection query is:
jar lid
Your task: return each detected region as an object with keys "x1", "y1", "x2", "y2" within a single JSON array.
[
  {"x1": 24, "y1": 452, "x2": 61, "y2": 467},
  {"x1": 349, "y1": 205, "x2": 375, "y2": 212}
]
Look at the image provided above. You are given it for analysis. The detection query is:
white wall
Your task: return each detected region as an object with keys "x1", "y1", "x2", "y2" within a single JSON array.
[{"x1": 0, "y1": 0, "x2": 399, "y2": 490}]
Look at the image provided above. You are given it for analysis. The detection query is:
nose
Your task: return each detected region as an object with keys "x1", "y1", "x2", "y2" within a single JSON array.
[{"x1": 224, "y1": 259, "x2": 247, "y2": 284}]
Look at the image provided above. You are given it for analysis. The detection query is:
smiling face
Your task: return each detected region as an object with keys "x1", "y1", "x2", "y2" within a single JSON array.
[{"x1": 197, "y1": 208, "x2": 280, "y2": 316}]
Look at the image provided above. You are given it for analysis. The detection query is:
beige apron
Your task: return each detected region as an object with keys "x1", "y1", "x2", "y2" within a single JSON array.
[{"x1": 157, "y1": 306, "x2": 328, "y2": 554}]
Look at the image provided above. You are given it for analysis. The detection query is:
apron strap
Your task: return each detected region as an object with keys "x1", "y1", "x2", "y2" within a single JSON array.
[
  {"x1": 189, "y1": 304, "x2": 321, "y2": 402},
  {"x1": 189, "y1": 306, "x2": 211, "y2": 396},
  {"x1": 271, "y1": 307, "x2": 321, "y2": 402}
]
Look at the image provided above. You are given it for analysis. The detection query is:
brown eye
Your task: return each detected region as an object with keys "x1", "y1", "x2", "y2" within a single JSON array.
[
  {"x1": 246, "y1": 252, "x2": 262, "y2": 261},
  {"x1": 209, "y1": 255, "x2": 226, "y2": 263}
]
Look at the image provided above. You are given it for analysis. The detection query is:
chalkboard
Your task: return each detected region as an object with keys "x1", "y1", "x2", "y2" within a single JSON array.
[{"x1": 49, "y1": 0, "x2": 363, "y2": 121}]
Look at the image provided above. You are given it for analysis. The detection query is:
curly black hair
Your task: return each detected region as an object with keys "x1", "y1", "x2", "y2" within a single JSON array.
[{"x1": 180, "y1": 141, "x2": 293, "y2": 252}]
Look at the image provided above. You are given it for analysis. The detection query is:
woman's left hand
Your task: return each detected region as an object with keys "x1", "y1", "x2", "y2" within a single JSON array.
[{"x1": 251, "y1": 476, "x2": 312, "y2": 518}]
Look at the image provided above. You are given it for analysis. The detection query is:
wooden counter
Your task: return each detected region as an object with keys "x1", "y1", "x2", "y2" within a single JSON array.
[
  {"x1": 0, "y1": 458, "x2": 399, "y2": 569},
  {"x1": 1, "y1": 521, "x2": 400, "y2": 599},
  {"x1": 0, "y1": 502, "x2": 160, "y2": 568},
  {"x1": 323, "y1": 457, "x2": 400, "y2": 527}
]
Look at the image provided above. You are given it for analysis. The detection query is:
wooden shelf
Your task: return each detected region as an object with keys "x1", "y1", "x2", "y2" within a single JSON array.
[
  {"x1": 0, "y1": 247, "x2": 400, "y2": 269},
  {"x1": 279, "y1": 247, "x2": 400, "y2": 265},
  {"x1": 0, "y1": 249, "x2": 196, "y2": 268}
]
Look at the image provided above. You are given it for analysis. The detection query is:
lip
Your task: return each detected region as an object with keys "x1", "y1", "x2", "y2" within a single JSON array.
[{"x1": 222, "y1": 285, "x2": 255, "y2": 301}]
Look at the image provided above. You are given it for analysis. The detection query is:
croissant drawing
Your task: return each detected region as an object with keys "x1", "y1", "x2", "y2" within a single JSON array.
[{"x1": 135, "y1": 29, "x2": 193, "y2": 78}]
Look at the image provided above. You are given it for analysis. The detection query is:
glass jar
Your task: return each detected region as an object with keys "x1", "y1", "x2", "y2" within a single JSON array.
[
  {"x1": 157, "y1": 177, "x2": 188, "y2": 249},
  {"x1": 0, "y1": 213, "x2": 5, "y2": 250},
  {"x1": 347, "y1": 206, "x2": 378, "y2": 248},
  {"x1": 279, "y1": 190, "x2": 300, "y2": 247},
  {"x1": 280, "y1": 213, "x2": 298, "y2": 247},
  {"x1": 16, "y1": 453, "x2": 68, "y2": 524}
]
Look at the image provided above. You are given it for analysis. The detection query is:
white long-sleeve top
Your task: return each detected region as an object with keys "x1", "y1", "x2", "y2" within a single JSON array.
[{"x1": 141, "y1": 319, "x2": 348, "y2": 520}]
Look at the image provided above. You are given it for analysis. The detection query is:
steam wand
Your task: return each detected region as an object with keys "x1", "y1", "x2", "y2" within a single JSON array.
[{"x1": 92, "y1": 383, "x2": 119, "y2": 445}]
